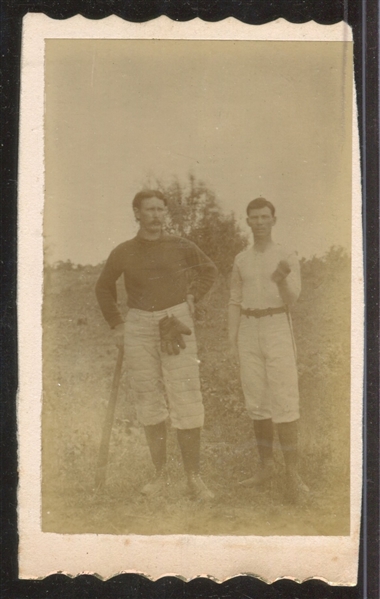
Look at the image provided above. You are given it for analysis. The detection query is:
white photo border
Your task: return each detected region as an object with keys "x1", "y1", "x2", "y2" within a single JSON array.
[{"x1": 17, "y1": 14, "x2": 362, "y2": 584}]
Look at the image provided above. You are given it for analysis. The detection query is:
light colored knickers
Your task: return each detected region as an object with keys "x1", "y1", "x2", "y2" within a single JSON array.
[
  {"x1": 238, "y1": 312, "x2": 300, "y2": 423},
  {"x1": 124, "y1": 302, "x2": 204, "y2": 429}
]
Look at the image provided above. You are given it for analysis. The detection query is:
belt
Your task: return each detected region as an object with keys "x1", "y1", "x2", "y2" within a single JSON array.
[{"x1": 241, "y1": 306, "x2": 288, "y2": 318}]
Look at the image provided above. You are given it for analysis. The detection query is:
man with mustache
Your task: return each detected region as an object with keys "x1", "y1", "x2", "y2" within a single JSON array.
[
  {"x1": 96, "y1": 190, "x2": 217, "y2": 500},
  {"x1": 228, "y1": 197, "x2": 308, "y2": 502}
]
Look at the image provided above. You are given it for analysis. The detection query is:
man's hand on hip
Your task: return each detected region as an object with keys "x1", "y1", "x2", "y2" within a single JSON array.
[{"x1": 113, "y1": 323, "x2": 125, "y2": 348}]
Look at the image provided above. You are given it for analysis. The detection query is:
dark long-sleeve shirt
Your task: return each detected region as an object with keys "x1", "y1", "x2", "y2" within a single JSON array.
[{"x1": 96, "y1": 234, "x2": 217, "y2": 328}]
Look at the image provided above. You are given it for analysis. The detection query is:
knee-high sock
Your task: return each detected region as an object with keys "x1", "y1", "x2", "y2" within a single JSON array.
[
  {"x1": 177, "y1": 427, "x2": 201, "y2": 475},
  {"x1": 253, "y1": 419, "x2": 274, "y2": 462},
  {"x1": 144, "y1": 421, "x2": 167, "y2": 473},
  {"x1": 277, "y1": 420, "x2": 298, "y2": 471}
]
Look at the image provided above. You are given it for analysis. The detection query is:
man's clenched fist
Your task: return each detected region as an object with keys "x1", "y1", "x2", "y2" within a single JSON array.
[{"x1": 271, "y1": 260, "x2": 291, "y2": 284}]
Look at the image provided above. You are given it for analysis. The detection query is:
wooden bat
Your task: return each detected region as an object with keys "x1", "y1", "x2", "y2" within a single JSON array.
[{"x1": 95, "y1": 345, "x2": 124, "y2": 490}]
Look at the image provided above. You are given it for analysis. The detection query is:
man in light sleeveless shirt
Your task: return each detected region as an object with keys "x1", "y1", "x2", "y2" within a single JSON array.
[
  {"x1": 228, "y1": 197, "x2": 308, "y2": 502},
  {"x1": 96, "y1": 190, "x2": 217, "y2": 500}
]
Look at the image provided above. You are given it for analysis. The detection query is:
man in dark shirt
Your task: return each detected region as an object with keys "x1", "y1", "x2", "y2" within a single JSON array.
[{"x1": 96, "y1": 190, "x2": 217, "y2": 500}]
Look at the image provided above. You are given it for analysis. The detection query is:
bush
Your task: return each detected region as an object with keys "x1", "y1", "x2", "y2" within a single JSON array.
[{"x1": 154, "y1": 174, "x2": 249, "y2": 276}]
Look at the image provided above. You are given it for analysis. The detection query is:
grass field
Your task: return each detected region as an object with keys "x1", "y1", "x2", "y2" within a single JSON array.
[{"x1": 42, "y1": 248, "x2": 351, "y2": 536}]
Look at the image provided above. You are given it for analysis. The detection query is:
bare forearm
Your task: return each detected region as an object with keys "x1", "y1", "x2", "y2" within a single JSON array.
[
  {"x1": 272, "y1": 258, "x2": 300, "y2": 306},
  {"x1": 277, "y1": 279, "x2": 299, "y2": 306}
]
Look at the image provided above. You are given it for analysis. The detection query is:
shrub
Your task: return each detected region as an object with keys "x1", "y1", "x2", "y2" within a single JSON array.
[{"x1": 153, "y1": 174, "x2": 249, "y2": 276}]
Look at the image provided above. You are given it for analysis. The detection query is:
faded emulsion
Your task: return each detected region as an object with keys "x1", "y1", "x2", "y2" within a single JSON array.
[{"x1": 42, "y1": 39, "x2": 352, "y2": 536}]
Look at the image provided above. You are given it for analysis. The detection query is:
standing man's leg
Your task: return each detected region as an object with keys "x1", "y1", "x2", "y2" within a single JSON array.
[
  {"x1": 277, "y1": 420, "x2": 297, "y2": 474},
  {"x1": 125, "y1": 312, "x2": 170, "y2": 496},
  {"x1": 251, "y1": 417, "x2": 275, "y2": 481},
  {"x1": 239, "y1": 419, "x2": 275, "y2": 487},
  {"x1": 238, "y1": 317, "x2": 275, "y2": 486},
  {"x1": 141, "y1": 420, "x2": 168, "y2": 495},
  {"x1": 161, "y1": 304, "x2": 214, "y2": 500},
  {"x1": 277, "y1": 420, "x2": 309, "y2": 500},
  {"x1": 176, "y1": 427, "x2": 213, "y2": 499},
  {"x1": 264, "y1": 314, "x2": 308, "y2": 501}
]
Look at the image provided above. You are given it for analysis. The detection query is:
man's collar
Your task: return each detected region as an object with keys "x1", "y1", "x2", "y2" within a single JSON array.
[{"x1": 136, "y1": 231, "x2": 166, "y2": 242}]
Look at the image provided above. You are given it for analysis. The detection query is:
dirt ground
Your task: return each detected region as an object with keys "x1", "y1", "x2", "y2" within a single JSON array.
[{"x1": 42, "y1": 430, "x2": 349, "y2": 536}]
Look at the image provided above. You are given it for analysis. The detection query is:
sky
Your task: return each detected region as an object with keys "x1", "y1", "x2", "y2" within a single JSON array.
[{"x1": 45, "y1": 40, "x2": 353, "y2": 265}]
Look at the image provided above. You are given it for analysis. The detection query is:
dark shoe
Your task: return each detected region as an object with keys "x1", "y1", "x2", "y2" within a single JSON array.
[
  {"x1": 239, "y1": 459, "x2": 275, "y2": 487},
  {"x1": 284, "y1": 471, "x2": 309, "y2": 503},
  {"x1": 187, "y1": 474, "x2": 215, "y2": 501},
  {"x1": 141, "y1": 471, "x2": 169, "y2": 497}
]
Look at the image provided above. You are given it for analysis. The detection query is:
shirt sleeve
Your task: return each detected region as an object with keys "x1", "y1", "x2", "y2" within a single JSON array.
[
  {"x1": 184, "y1": 241, "x2": 218, "y2": 302},
  {"x1": 95, "y1": 248, "x2": 124, "y2": 328},
  {"x1": 284, "y1": 251, "x2": 301, "y2": 304},
  {"x1": 229, "y1": 259, "x2": 243, "y2": 306}
]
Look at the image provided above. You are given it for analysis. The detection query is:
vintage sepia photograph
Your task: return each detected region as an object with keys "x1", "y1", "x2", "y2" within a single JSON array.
[
  {"x1": 17, "y1": 16, "x2": 362, "y2": 583},
  {"x1": 42, "y1": 36, "x2": 353, "y2": 536}
]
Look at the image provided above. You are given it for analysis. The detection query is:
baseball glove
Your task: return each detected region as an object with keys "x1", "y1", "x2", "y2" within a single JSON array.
[{"x1": 159, "y1": 315, "x2": 192, "y2": 355}]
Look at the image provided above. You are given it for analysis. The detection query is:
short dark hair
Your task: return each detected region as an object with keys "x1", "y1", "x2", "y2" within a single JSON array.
[
  {"x1": 246, "y1": 197, "x2": 275, "y2": 217},
  {"x1": 132, "y1": 189, "x2": 168, "y2": 210}
]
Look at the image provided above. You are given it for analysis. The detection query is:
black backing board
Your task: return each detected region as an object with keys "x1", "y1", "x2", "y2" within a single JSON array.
[{"x1": 0, "y1": 0, "x2": 378, "y2": 597}]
